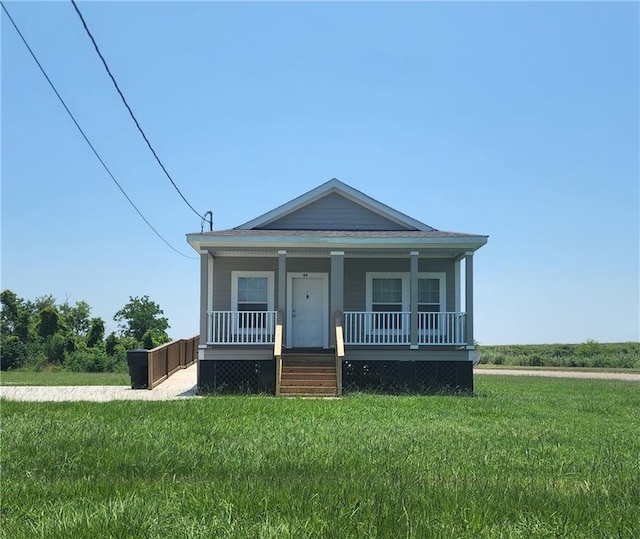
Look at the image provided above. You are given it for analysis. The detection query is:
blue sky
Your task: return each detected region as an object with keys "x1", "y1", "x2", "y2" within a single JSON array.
[{"x1": 2, "y1": 1, "x2": 638, "y2": 344}]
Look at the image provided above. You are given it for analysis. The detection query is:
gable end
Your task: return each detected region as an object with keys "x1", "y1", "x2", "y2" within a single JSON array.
[{"x1": 258, "y1": 192, "x2": 413, "y2": 231}]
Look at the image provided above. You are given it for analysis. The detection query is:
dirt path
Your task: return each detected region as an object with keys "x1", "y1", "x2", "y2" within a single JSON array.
[{"x1": 475, "y1": 368, "x2": 640, "y2": 381}]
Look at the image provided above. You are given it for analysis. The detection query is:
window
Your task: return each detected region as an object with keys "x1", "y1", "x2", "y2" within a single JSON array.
[
  {"x1": 366, "y1": 273, "x2": 409, "y2": 331},
  {"x1": 366, "y1": 272, "x2": 446, "y2": 332},
  {"x1": 371, "y1": 277, "x2": 403, "y2": 329},
  {"x1": 418, "y1": 277, "x2": 442, "y2": 330},
  {"x1": 231, "y1": 271, "x2": 274, "y2": 329}
]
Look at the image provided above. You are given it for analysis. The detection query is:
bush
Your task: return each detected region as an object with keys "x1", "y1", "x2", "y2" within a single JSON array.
[
  {"x1": 65, "y1": 349, "x2": 127, "y2": 373},
  {"x1": 1, "y1": 335, "x2": 28, "y2": 370},
  {"x1": 142, "y1": 328, "x2": 171, "y2": 349}
]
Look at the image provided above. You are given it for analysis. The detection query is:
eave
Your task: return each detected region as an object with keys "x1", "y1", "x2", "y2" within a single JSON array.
[{"x1": 187, "y1": 231, "x2": 488, "y2": 255}]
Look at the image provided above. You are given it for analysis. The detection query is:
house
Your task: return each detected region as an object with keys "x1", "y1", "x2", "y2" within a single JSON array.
[{"x1": 186, "y1": 179, "x2": 487, "y2": 396}]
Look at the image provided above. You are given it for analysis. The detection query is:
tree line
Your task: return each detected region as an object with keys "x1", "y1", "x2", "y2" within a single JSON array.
[{"x1": 1, "y1": 290, "x2": 171, "y2": 372}]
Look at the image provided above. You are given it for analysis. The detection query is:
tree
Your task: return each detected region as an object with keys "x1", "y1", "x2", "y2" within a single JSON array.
[
  {"x1": 38, "y1": 305, "x2": 61, "y2": 339},
  {"x1": 1, "y1": 290, "x2": 32, "y2": 341},
  {"x1": 60, "y1": 300, "x2": 91, "y2": 338},
  {"x1": 113, "y1": 295, "x2": 170, "y2": 342},
  {"x1": 86, "y1": 317, "x2": 105, "y2": 348}
]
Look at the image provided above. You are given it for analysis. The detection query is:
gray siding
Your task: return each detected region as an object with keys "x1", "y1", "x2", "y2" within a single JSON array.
[
  {"x1": 212, "y1": 257, "x2": 330, "y2": 311},
  {"x1": 344, "y1": 258, "x2": 456, "y2": 311},
  {"x1": 260, "y1": 193, "x2": 411, "y2": 231},
  {"x1": 212, "y1": 257, "x2": 278, "y2": 311},
  {"x1": 213, "y1": 256, "x2": 456, "y2": 312}
]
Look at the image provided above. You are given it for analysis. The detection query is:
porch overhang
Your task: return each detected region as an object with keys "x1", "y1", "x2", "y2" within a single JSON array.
[{"x1": 187, "y1": 229, "x2": 488, "y2": 256}]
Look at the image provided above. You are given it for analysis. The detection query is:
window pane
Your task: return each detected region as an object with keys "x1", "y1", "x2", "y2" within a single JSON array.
[
  {"x1": 372, "y1": 278, "x2": 402, "y2": 304},
  {"x1": 238, "y1": 277, "x2": 268, "y2": 303},
  {"x1": 418, "y1": 279, "x2": 439, "y2": 304}
]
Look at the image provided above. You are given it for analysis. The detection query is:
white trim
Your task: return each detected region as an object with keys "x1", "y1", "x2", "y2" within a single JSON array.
[
  {"x1": 207, "y1": 255, "x2": 214, "y2": 314},
  {"x1": 365, "y1": 272, "x2": 410, "y2": 312},
  {"x1": 364, "y1": 271, "x2": 447, "y2": 339},
  {"x1": 277, "y1": 250, "x2": 287, "y2": 255},
  {"x1": 187, "y1": 233, "x2": 488, "y2": 253},
  {"x1": 286, "y1": 272, "x2": 329, "y2": 349},
  {"x1": 418, "y1": 272, "x2": 447, "y2": 312},
  {"x1": 231, "y1": 271, "x2": 275, "y2": 311},
  {"x1": 231, "y1": 271, "x2": 275, "y2": 335},
  {"x1": 236, "y1": 178, "x2": 434, "y2": 231},
  {"x1": 454, "y1": 259, "x2": 461, "y2": 313},
  {"x1": 330, "y1": 250, "x2": 345, "y2": 256}
]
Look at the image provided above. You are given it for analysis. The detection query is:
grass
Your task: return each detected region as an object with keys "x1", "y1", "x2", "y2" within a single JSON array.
[
  {"x1": 475, "y1": 364, "x2": 640, "y2": 374},
  {"x1": 0, "y1": 370, "x2": 130, "y2": 386},
  {"x1": 478, "y1": 341, "x2": 640, "y2": 369},
  {"x1": 1, "y1": 376, "x2": 639, "y2": 538}
]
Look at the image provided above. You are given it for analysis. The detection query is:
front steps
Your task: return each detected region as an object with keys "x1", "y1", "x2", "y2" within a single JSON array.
[{"x1": 279, "y1": 353, "x2": 338, "y2": 397}]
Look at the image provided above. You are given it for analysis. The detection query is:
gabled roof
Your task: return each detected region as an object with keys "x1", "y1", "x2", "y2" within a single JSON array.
[{"x1": 236, "y1": 178, "x2": 435, "y2": 232}]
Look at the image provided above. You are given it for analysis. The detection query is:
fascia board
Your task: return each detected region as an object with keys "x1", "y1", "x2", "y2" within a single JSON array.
[{"x1": 187, "y1": 233, "x2": 488, "y2": 252}]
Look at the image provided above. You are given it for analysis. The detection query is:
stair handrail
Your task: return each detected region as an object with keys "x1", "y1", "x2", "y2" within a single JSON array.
[
  {"x1": 274, "y1": 309, "x2": 284, "y2": 396},
  {"x1": 334, "y1": 310, "x2": 344, "y2": 396}
]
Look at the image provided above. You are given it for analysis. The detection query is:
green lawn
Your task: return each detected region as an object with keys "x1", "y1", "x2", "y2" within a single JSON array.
[
  {"x1": 0, "y1": 370, "x2": 130, "y2": 386},
  {"x1": 1, "y1": 376, "x2": 639, "y2": 538}
]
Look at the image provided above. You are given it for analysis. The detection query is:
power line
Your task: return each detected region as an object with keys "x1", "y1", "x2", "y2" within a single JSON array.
[
  {"x1": 1, "y1": 2, "x2": 197, "y2": 260},
  {"x1": 70, "y1": 0, "x2": 211, "y2": 229}
]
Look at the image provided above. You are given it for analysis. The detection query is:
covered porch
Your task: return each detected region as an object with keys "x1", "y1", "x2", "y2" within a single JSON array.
[{"x1": 198, "y1": 247, "x2": 478, "y2": 353}]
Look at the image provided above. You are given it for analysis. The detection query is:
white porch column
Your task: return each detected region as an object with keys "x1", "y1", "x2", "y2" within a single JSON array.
[
  {"x1": 454, "y1": 257, "x2": 461, "y2": 313},
  {"x1": 465, "y1": 252, "x2": 474, "y2": 347},
  {"x1": 410, "y1": 251, "x2": 419, "y2": 349},
  {"x1": 199, "y1": 251, "x2": 210, "y2": 347},
  {"x1": 330, "y1": 251, "x2": 344, "y2": 347},
  {"x1": 277, "y1": 250, "x2": 287, "y2": 312}
]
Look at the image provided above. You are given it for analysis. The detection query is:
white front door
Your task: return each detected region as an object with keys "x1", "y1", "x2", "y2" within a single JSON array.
[{"x1": 289, "y1": 274, "x2": 327, "y2": 348}]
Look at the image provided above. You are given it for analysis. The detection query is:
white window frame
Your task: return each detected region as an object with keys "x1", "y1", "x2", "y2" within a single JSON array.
[
  {"x1": 417, "y1": 272, "x2": 447, "y2": 337},
  {"x1": 366, "y1": 272, "x2": 410, "y2": 337},
  {"x1": 364, "y1": 272, "x2": 447, "y2": 337},
  {"x1": 231, "y1": 271, "x2": 275, "y2": 334}
]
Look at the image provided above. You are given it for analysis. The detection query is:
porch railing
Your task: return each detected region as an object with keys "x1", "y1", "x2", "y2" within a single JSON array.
[
  {"x1": 207, "y1": 310, "x2": 277, "y2": 344},
  {"x1": 344, "y1": 311, "x2": 466, "y2": 346}
]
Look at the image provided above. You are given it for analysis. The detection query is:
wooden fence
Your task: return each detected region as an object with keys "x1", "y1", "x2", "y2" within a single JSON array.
[{"x1": 147, "y1": 335, "x2": 198, "y2": 389}]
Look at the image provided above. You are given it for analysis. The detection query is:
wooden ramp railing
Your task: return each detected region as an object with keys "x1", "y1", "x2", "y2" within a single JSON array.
[{"x1": 148, "y1": 335, "x2": 198, "y2": 389}]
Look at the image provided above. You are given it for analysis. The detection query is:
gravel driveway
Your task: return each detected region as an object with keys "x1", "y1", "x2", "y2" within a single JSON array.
[
  {"x1": 0, "y1": 364, "x2": 199, "y2": 402},
  {"x1": 475, "y1": 368, "x2": 640, "y2": 381}
]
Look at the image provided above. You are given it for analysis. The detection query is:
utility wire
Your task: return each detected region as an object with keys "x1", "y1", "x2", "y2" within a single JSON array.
[
  {"x1": 1, "y1": 2, "x2": 197, "y2": 260},
  {"x1": 70, "y1": 0, "x2": 211, "y2": 229}
]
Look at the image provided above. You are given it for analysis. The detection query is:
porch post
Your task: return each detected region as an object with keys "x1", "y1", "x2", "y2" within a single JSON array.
[
  {"x1": 330, "y1": 251, "x2": 344, "y2": 347},
  {"x1": 277, "y1": 249, "x2": 286, "y2": 312},
  {"x1": 199, "y1": 251, "x2": 209, "y2": 347},
  {"x1": 410, "y1": 251, "x2": 419, "y2": 349},
  {"x1": 454, "y1": 257, "x2": 461, "y2": 313},
  {"x1": 465, "y1": 252, "x2": 474, "y2": 346}
]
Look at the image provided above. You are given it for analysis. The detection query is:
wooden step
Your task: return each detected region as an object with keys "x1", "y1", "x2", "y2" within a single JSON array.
[
  {"x1": 280, "y1": 378, "x2": 336, "y2": 387},
  {"x1": 278, "y1": 353, "x2": 338, "y2": 397},
  {"x1": 279, "y1": 386, "x2": 337, "y2": 396},
  {"x1": 282, "y1": 367, "x2": 336, "y2": 376}
]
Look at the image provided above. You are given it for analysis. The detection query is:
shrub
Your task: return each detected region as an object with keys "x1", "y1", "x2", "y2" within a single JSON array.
[
  {"x1": 65, "y1": 349, "x2": 126, "y2": 373},
  {"x1": 0, "y1": 335, "x2": 28, "y2": 370}
]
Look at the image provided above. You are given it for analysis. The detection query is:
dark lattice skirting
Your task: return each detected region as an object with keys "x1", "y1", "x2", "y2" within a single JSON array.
[
  {"x1": 342, "y1": 360, "x2": 473, "y2": 394},
  {"x1": 198, "y1": 360, "x2": 275, "y2": 394}
]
